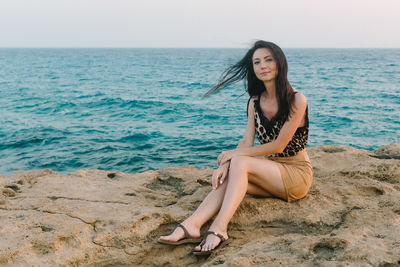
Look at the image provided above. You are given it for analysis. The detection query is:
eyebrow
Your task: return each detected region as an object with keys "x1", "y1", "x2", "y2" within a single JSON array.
[{"x1": 253, "y1": 55, "x2": 273, "y2": 60}]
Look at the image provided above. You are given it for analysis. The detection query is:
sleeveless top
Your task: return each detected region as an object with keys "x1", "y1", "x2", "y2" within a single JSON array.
[{"x1": 252, "y1": 93, "x2": 309, "y2": 157}]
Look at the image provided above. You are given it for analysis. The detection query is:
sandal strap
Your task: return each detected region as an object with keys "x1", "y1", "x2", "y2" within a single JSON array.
[
  {"x1": 204, "y1": 231, "x2": 226, "y2": 242},
  {"x1": 198, "y1": 238, "x2": 206, "y2": 248},
  {"x1": 177, "y1": 224, "x2": 190, "y2": 239},
  {"x1": 196, "y1": 231, "x2": 227, "y2": 251}
]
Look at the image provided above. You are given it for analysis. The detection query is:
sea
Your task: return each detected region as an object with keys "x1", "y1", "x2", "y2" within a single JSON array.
[{"x1": 0, "y1": 48, "x2": 399, "y2": 176}]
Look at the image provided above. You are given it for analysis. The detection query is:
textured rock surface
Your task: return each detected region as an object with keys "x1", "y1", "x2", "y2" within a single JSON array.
[{"x1": 1, "y1": 145, "x2": 399, "y2": 266}]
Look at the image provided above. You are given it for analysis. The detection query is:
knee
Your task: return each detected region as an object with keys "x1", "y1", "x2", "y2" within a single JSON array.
[{"x1": 230, "y1": 155, "x2": 249, "y2": 171}]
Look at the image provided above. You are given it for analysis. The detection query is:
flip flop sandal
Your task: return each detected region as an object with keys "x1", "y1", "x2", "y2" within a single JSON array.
[
  {"x1": 192, "y1": 231, "x2": 232, "y2": 256},
  {"x1": 157, "y1": 224, "x2": 202, "y2": 245}
]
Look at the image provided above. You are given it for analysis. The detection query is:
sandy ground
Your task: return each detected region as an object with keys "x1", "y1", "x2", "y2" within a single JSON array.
[{"x1": 0, "y1": 144, "x2": 399, "y2": 266}]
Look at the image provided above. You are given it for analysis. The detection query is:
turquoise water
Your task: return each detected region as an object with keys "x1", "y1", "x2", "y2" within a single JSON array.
[{"x1": 0, "y1": 48, "x2": 399, "y2": 175}]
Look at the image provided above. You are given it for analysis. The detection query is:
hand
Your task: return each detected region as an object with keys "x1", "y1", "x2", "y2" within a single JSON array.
[
  {"x1": 211, "y1": 163, "x2": 229, "y2": 190},
  {"x1": 217, "y1": 150, "x2": 236, "y2": 166}
]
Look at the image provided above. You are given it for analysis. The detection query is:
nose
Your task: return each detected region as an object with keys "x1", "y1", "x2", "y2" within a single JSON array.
[{"x1": 260, "y1": 61, "x2": 268, "y2": 69}]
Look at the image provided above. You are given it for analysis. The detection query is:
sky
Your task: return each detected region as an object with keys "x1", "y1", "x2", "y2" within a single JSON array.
[{"x1": 0, "y1": 0, "x2": 399, "y2": 48}]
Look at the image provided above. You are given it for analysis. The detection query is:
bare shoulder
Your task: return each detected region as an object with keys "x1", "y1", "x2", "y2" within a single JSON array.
[
  {"x1": 247, "y1": 96, "x2": 258, "y2": 109},
  {"x1": 294, "y1": 92, "x2": 307, "y2": 109},
  {"x1": 246, "y1": 96, "x2": 258, "y2": 118}
]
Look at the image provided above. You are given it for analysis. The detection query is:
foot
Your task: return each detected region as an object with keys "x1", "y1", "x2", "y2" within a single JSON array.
[
  {"x1": 159, "y1": 223, "x2": 201, "y2": 242},
  {"x1": 193, "y1": 229, "x2": 228, "y2": 252}
]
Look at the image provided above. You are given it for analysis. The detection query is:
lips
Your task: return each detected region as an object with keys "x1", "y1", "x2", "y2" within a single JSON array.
[{"x1": 260, "y1": 72, "x2": 270, "y2": 75}]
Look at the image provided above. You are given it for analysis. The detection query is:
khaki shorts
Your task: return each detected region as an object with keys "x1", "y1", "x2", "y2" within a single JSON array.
[{"x1": 267, "y1": 149, "x2": 313, "y2": 202}]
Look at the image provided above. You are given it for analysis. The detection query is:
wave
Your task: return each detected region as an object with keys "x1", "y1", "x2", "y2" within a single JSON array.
[{"x1": 0, "y1": 127, "x2": 68, "y2": 150}]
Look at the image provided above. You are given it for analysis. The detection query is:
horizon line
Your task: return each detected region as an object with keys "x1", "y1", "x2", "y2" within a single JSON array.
[{"x1": 0, "y1": 46, "x2": 399, "y2": 49}]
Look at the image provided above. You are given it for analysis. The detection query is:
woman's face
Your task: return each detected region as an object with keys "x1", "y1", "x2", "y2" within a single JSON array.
[{"x1": 252, "y1": 48, "x2": 278, "y2": 82}]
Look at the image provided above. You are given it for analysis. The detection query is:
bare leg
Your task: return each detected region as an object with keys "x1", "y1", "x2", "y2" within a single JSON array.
[
  {"x1": 248, "y1": 180, "x2": 273, "y2": 197},
  {"x1": 159, "y1": 168, "x2": 274, "y2": 241},
  {"x1": 159, "y1": 179, "x2": 228, "y2": 241},
  {"x1": 195, "y1": 156, "x2": 285, "y2": 252}
]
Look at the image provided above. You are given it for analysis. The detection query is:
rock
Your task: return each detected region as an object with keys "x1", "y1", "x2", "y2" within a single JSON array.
[
  {"x1": 375, "y1": 144, "x2": 400, "y2": 159},
  {"x1": 0, "y1": 145, "x2": 399, "y2": 266},
  {"x1": 2, "y1": 188, "x2": 16, "y2": 197}
]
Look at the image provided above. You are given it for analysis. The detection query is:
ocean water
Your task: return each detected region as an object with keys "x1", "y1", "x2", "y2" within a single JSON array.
[{"x1": 0, "y1": 48, "x2": 399, "y2": 175}]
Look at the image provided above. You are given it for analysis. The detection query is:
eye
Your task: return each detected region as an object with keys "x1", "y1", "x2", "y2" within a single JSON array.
[{"x1": 253, "y1": 61, "x2": 260, "y2": 65}]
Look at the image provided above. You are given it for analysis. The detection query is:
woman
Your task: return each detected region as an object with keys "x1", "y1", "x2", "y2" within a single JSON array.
[{"x1": 158, "y1": 40, "x2": 313, "y2": 255}]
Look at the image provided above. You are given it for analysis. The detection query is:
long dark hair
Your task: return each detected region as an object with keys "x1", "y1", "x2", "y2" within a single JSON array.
[{"x1": 203, "y1": 40, "x2": 296, "y2": 120}]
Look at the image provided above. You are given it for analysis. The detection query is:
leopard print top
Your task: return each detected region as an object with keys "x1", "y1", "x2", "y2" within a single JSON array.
[{"x1": 253, "y1": 94, "x2": 309, "y2": 157}]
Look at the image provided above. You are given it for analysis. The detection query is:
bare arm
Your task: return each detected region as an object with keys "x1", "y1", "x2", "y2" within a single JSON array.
[
  {"x1": 236, "y1": 96, "x2": 256, "y2": 149},
  {"x1": 212, "y1": 97, "x2": 256, "y2": 188}
]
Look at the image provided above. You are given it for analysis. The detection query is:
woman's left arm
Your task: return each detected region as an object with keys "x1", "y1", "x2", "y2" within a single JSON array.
[{"x1": 218, "y1": 93, "x2": 307, "y2": 165}]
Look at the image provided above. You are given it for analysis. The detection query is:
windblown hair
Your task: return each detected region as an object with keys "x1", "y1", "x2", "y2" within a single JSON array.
[{"x1": 203, "y1": 40, "x2": 296, "y2": 120}]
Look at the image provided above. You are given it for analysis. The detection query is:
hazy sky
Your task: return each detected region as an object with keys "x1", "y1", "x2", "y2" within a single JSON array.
[{"x1": 0, "y1": 0, "x2": 399, "y2": 48}]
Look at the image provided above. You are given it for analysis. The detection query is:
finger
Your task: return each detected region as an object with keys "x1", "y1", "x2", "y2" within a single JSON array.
[
  {"x1": 213, "y1": 170, "x2": 221, "y2": 188},
  {"x1": 220, "y1": 157, "x2": 227, "y2": 166},
  {"x1": 217, "y1": 152, "x2": 226, "y2": 165},
  {"x1": 216, "y1": 172, "x2": 223, "y2": 189},
  {"x1": 219, "y1": 171, "x2": 226, "y2": 185},
  {"x1": 214, "y1": 171, "x2": 223, "y2": 189},
  {"x1": 212, "y1": 172, "x2": 217, "y2": 189},
  {"x1": 217, "y1": 154, "x2": 222, "y2": 165}
]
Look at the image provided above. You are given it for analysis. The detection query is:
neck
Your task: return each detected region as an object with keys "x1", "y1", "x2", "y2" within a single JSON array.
[{"x1": 263, "y1": 80, "x2": 276, "y2": 99}]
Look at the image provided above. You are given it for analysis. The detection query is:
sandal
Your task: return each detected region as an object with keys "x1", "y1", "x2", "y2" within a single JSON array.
[
  {"x1": 157, "y1": 224, "x2": 202, "y2": 245},
  {"x1": 193, "y1": 231, "x2": 232, "y2": 255}
]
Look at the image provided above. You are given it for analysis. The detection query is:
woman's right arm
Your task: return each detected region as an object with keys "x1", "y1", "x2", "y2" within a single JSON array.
[
  {"x1": 236, "y1": 96, "x2": 256, "y2": 149},
  {"x1": 212, "y1": 97, "x2": 256, "y2": 189}
]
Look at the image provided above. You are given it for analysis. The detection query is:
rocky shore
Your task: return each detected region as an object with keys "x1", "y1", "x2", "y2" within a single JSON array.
[{"x1": 1, "y1": 145, "x2": 399, "y2": 266}]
